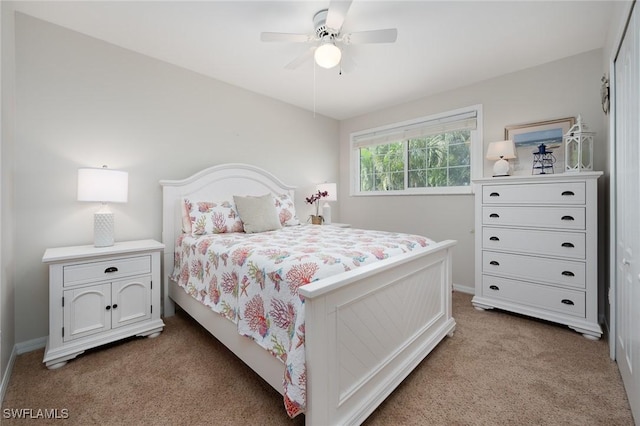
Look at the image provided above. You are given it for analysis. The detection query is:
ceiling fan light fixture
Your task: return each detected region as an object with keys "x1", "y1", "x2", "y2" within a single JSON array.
[{"x1": 314, "y1": 42, "x2": 342, "y2": 69}]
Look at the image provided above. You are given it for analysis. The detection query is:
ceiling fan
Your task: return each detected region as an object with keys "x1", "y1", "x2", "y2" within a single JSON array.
[{"x1": 260, "y1": 0, "x2": 398, "y2": 70}]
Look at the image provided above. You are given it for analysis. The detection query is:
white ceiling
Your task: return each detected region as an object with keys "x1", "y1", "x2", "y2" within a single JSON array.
[{"x1": 13, "y1": 1, "x2": 615, "y2": 120}]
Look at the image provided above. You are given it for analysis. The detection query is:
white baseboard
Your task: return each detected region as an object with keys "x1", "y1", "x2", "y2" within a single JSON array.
[
  {"x1": 453, "y1": 283, "x2": 474, "y2": 294},
  {"x1": 16, "y1": 336, "x2": 47, "y2": 355},
  {"x1": 0, "y1": 337, "x2": 47, "y2": 403},
  {"x1": 0, "y1": 344, "x2": 17, "y2": 404}
]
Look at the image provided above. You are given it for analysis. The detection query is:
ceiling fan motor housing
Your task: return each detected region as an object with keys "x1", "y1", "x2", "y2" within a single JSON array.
[{"x1": 313, "y1": 9, "x2": 334, "y2": 39}]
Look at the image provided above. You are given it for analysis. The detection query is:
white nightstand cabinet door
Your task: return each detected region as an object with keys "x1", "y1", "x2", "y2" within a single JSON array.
[
  {"x1": 63, "y1": 283, "x2": 111, "y2": 341},
  {"x1": 112, "y1": 276, "x2": 151, "y2": 328}
]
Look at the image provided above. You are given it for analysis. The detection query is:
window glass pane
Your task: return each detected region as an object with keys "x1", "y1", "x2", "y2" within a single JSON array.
[
  {"x1": 359, "y1": 142, "x2": 404, "y2": 191},
  {"x1": 427, "y1": 167, "x2": 448, "y2": 187},
  {"x1": 408, "y1": 169, "x2": 426, "y2": 188},
  {"x1": 448, "y1": 165, "x2": 471, "y2": 186}
]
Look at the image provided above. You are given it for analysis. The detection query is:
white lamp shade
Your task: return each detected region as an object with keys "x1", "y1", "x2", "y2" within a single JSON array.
[
  {"x1": 316, "y1": 182, "x2": 337, "y2": 201},
  {"x1": 314, "y1": 43, "x2": 342, "y2": 69},
  {"x1": 486, "y1": 140, "x2": 517, "y2": 160},
  {"x1": 78, "y1": 168, "x2": 128, "y2": 203}
]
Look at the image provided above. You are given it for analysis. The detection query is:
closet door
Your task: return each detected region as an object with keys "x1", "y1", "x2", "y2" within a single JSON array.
[{"x1": 615, "y1": 4, "x2": 640, "y2": 421}]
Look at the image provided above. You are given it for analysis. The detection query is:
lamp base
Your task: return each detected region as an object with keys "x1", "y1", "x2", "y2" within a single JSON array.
[
  {"x1": 94, "y1": 211, "x2": 114, "y2": 247},
  {"x1": 492, "y1": 158, "x2": 511, "y2": 177},
  {"x1": 322, "y1": 202, "x2": 332, "y2": 225}
]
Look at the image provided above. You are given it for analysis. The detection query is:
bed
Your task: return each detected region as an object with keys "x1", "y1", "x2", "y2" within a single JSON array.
[{"x1": 160, "y1": 163, "x2": 456, "y2": 425}]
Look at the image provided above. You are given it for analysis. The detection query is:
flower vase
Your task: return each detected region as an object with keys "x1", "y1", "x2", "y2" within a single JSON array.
[{"x1": 310, "y1": 215, "x2": 323, "y2": 225}]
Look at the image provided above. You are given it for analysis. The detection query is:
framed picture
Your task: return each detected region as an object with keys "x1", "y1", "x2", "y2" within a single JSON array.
[{"x1": 505, "y1": 117, "x2": 575, "y2": 175}]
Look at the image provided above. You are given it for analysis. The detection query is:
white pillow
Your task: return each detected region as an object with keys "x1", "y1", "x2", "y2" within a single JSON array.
[
  {"x1": 274, "y1": 193, "x2": 300, "y2": 226},
  {"x1": 182, "y1": 198, "x2": 244, "y2": 235},
  {"x1": 233, "y1": 194, "x2": 282, "y2": 233}
]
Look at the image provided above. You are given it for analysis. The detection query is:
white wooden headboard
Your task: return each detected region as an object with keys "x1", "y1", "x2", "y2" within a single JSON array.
[{"x1": 159, "y1": 163, "x2": 296, "y2": 316}]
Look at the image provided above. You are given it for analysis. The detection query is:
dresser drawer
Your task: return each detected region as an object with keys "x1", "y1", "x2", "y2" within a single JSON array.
[
  {"x1": 483, "y1": 182, "x2": 585, "y2": 205},
  {"x1": 482, "y1": 206, "x2": 585, "y2": 230},
  {"x1": 63, "y1": 255, "x2": 151, "y2": 287},
  {"x1": 482, "y1": 227, "x2": 585, "y2": 259},
  {"x1": 482, "y1": 275, "x2": 586, "y2": 317},
  {"x1": 482, "y1": 251, "x2": 586, "y2": 289}
]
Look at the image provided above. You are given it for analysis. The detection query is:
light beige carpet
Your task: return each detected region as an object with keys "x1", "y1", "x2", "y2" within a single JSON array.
[{"x1": 2, "y1": 292, "x2": 634, "y2": 425}]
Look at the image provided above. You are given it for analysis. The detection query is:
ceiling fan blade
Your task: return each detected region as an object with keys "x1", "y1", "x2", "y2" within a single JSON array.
[
  {"x1": 325, "y1": 0, "x2": 353, "y2": 31},
  {"x1": 343, "y1": 28, "x2": 398, "y2": 44},
  {"x1": 285, "y1": 46, "x2": 317, "y2": 70},
  {"x1": 261, "y1": 32, "x2": 312, "y2": 43}
]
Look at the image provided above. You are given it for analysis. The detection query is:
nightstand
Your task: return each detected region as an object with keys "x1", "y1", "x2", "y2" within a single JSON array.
[
  {"x1": 327, "y1": 222, "x2": 351, "y2": 228},
  {"x1": 42, "y1": 239, "x2": 165, "y2": 369}
]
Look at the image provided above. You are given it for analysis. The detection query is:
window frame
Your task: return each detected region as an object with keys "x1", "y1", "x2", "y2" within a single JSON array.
[{"x1": 350, "y1": 104, "x2": 483, "y2": 196}]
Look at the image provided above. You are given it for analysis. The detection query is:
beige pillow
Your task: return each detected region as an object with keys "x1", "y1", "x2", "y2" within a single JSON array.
[{"x1": 233, "y1": 194, "x2": 282, "y2": 233}]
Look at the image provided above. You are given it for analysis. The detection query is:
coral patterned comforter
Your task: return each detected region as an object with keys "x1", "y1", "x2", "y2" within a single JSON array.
[{"x1": 172, "y1": 225, "x2": 434, "y2": 418}]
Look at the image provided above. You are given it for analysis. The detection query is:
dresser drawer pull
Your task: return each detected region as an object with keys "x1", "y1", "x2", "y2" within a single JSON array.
[
  {"x1": 489, "y1": 213, "x2": 500, "y2": 218},
  {"x1": 106, "y1": 305, "x2": 111, "y2": 311},
  {"x1": 104, "y1": 267, "x2": 118, "y2": 273},
  {"x1": 489, "y1": 285, "x2": 500, "y2": 291},
  {"x1": 489, "y1": 260, "x2": 500, "y2": 266},
  {"x1": 561, "y1": 242, "x2": 575, "y2": 248},
  {"x1": 489, "y1": 236, "x2": 500, "y2": 241},
  {"x1": 561, "y1": 191, "x2": 575, "y2": 196},
  {"x1": 561, "y1": 299, "x2": 574, "y2": 306},
  {"x1": 489, "y1": 192, "x2": 500, "y2": 197},
  {"x1": 561, "y1": 271, "x2": 575, "y2": 277},
  {"x1": 561, "y1": 215, "x2": 575, "y2": 221}
]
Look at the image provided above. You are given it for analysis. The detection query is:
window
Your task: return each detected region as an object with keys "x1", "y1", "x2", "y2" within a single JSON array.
[{"x1": 351, "y1": 105, "x2": 483, "y2": 195}]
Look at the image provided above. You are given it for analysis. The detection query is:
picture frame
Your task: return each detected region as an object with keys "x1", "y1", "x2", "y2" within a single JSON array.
[{"x1": 505, "y1": 117, "x2": 576, "y2": 175}]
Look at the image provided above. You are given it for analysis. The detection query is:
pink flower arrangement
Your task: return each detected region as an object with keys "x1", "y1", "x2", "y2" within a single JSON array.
[{"x1": 305, "y1": 190, "x2": 329, "y2": 217}]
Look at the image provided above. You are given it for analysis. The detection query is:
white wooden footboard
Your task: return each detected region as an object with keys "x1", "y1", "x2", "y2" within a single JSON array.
[{"x1": 301, "y1": 240, "x2": 456, "y2": 425}]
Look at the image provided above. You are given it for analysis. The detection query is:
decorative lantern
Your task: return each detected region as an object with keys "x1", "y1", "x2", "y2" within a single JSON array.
[
  {"x1": 532, "y1": 143, "x2": 555, "y2": 175},
  {"x1": 564, "y1": 115, "x2": 594, "y2": 173}
]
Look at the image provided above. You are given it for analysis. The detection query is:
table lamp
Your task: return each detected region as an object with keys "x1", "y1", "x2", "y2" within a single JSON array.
[
  {"x1": 316, "y1": 182, "x2": 337, "y2": 224},
  {"x1": 77, "y1": 166, "x2": 128, "y2": 247},
  {"x1": 486, "y1": 140, "x2": 517, "y2": 177}
]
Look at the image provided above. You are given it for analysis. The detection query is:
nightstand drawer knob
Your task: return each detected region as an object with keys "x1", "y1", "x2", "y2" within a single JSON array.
[
  {"x1": 562, "y1": 271, "x2": 575, "y2": 277},
  {"x1": 561, "y1": 299, "x2": 574, "y2": 306},
  {"x1": 561, "y1": 242, "x2": 575, "y2": 248},
  {"x1": 106, "y1": 305, "x2": 111, "y2": 311},
  {"x1": 104, "y1": 267, "x2": 118, "y2": 273},
  {"x1": 489, "y1": 213, "x2": 500, "y2": 218},
  {"x1": 489, "y1": 285, "x2": 500, "y2": 291},
  {"x1": 489, "y1": 192, "x2": 500, "y2": 197},
  {"x1": 489, "y1": 236, "x2": 500, "y2": 241},
  {"x1": 489, "y1": 261, "x2": 500, "y2": 266},
  {"x1": 561, "y1": 191, "x2": 575, "y2": 196},
  {"x1": 561, "y1": 215, "x2": 575, "y2": 221},
  {"x1": 112, "y1": 304, "x2": 118, "y2": 309}
]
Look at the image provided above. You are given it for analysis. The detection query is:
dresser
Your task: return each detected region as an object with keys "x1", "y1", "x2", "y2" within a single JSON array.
[
  {"x1": 42, "y1": 239, "x2": 165, "y2": 369},
  {"x1": 472, "y1": 172, "x2": 602, "y2": 339}
]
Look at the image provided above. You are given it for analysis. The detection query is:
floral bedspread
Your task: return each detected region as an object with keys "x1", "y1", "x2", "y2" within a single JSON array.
[{"x1": 171, "y1": 225, "x2": 434, "y2": 418}]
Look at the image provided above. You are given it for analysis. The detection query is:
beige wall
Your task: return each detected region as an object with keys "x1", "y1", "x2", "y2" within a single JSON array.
[
  {"x1": 339, "y1": 49, "x2": 606, "y2": 289},
  {"x1": 1, "y1": 1, "x2": 17, "y2": 391},
  {"x1": 14, "y1": 13, "x2": 339, "y2": 343}
]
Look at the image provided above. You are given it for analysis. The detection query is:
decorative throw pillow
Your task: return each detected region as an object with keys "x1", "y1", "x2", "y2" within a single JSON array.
[
  {"x1": 233, "y1": 193, "x2": 282, "y2": 233},
  {"x1": 183, "y1": 198, "x2": 244, "y2": 235},
  {"x1": 274, "y1": 193, "x2": 300, "y2": 226}
]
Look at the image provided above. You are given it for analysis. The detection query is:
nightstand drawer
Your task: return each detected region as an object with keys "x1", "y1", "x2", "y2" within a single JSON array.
[
  {"x1": 482, "y1": 275, "x2": 585, "y2": 317},
  {"x1": 482, "y1": 227, "x2": 585, "y2": 259},
  {"x1": 482, "y1": 251, "x2": 586, "y2": 289},
  {"x1": 63, "y1": 255, "x2": 151, "y2": 287},
  {"x1": 482, "y1": 206, "x2": 585, "y2": 230},
  {"x1": 483, "y1": 182, "x2": 585, "y2": 205}
]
